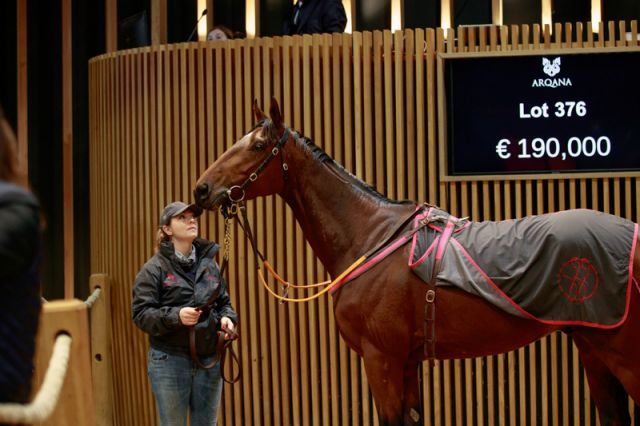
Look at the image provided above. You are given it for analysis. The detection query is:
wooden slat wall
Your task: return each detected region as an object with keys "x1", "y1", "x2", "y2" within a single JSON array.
[{"x1": 89, "y1": 21, "x2": 639, "y2": 425}]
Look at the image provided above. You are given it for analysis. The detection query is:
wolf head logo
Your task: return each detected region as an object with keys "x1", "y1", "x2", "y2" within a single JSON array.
[{"x1": 542, "y1": 57, "x2": 561, "y2": 77}]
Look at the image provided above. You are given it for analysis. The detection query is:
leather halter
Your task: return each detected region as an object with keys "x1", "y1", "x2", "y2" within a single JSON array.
[
  {"x1": 186, "y1": 126, "x2": 291, "y2": 380},
  {"x1": 226, "y1": 127, "x2": 290, "y2": 204}
]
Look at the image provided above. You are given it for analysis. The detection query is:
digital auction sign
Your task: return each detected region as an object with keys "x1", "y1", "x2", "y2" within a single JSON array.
[{"x1": 438, "y1": 48, "x2": 640, "y2": 179}]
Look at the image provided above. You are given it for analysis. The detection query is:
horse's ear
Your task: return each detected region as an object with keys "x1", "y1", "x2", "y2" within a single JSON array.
[
  {"x1": 252, "y1": 99, "x2": 266, "y2": 123},
  {"x1": 269, "y1": 97, "x2": 283, "y2": 130}
]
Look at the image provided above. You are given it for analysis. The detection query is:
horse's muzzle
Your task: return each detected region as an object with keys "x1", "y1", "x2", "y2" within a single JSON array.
[
  {"x1": 194, "y1": 183, "x2": 211, "y2": 207},
  {"x1": 194, "y1": 183, "x2": 230, "y2": 211}
]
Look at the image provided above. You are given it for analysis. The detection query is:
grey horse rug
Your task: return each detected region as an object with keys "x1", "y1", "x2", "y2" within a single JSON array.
[{"x1": 410, "y1": 207, "x2": 638, "y2": 328}]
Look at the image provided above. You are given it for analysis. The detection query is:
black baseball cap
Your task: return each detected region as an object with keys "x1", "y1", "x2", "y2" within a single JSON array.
[{"x1": 159, "y1": 201, "x2": 203, "y2": 226}]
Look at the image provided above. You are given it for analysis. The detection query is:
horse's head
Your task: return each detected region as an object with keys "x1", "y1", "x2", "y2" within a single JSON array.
[{"x1": 194, "y1": 98, "x2": 290, "y2": 211}]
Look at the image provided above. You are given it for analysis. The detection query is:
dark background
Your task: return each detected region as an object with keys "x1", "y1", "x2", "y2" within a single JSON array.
[{"x1": 0, "y1": 0, "x2": 639, "y2": 298}]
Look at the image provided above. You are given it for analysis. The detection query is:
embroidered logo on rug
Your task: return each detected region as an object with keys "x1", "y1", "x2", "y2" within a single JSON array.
[
  {"x1": 163, "y1": 273, "x2": 177, "y2": 288},
  {"x1": 557, "y1": 257, "x2": 599, "y2": 303}
]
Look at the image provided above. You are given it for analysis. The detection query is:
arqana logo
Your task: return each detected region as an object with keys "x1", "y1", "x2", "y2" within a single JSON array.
[
  {"x1": 532, "y1": 56, "x2": 571, "y2": 88},
  {"x1": 542, "y1": 57, "x2": 561, "y2": 77}
]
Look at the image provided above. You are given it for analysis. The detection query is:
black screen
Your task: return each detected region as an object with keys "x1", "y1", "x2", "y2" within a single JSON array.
[{"x1": 443, "y1": 50, "x2": 640, "y2": 177}]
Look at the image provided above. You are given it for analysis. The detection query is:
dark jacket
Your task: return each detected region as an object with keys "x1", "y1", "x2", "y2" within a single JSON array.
[
  {"x1": 282, "y1": 0, "x2": 347, "y2": 36},
  {"x1": 132, "y1": 238, "x2": 238, "y2": 357},
  {"x1": 0, "y1": 181, "x2": 41, "y2": 403}
]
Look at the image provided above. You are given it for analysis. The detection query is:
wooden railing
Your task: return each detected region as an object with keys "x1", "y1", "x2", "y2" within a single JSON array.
[
  {"x1": 0, "y1": 276, "x2": 114, "y2": 426},
  {"x1": 89, "y1": 21, "x2": 638, "y2": 425}
]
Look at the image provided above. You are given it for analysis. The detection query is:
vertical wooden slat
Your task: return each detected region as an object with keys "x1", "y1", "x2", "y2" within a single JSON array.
[
  {"x1": 394, "y1": 31, "x2": 405, "y2": 199},
  {"x1": 492, "y1": 0, "x2": 502, "y2": 25},
  {"x1": 353, "y1": 31, "x2": 363, "y2": 179},
  {"x1": 425, "y1": 27, "x2": 436, "y2": 207},
  {"x1": 383, "y1": 30, "x2": 395, "y2": 199},
  {"x1": 435, "y1": 28, "x2": 446, "y2": 207},
  {"x1": 362, "y1": 32, "x2": 373, "y2": 186},
  {"x1": 405, "y1": 29, "x2": 416, "y2": 202},
  {"x1": 415, "y1": 29, "x2": 426, "y2": 201},
  {"x1": 187, "y1": 46, "x2": 197, "y2": 195},
  {"x1": 17, "y1": 0, "x2": 28, "y2": 174},
  {"x1": 62, "y1": 0, "x2": 75, "y2": 298},
  {"x1": 179, "y1": 46, "x2": 189, "y2": 200},
  {"x1": 550, "y1": 332, "x2": 559, "y2": 426},
  {"x1": 151, "y1": 0, "x2": 167, "y2": 45},
  {"x1": 105, "y1": 0, "x2": 117, "y2": 52},
  {"x1": 373, "y1": 31, "x2": 385, "y2": 193}
]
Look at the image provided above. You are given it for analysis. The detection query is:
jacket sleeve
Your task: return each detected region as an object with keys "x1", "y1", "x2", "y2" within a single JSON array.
[
  {"x1": 215, "y1": 275, "x2": 239, "y2": 325},
  {"x1": 131, "y1": 260, "x2": 182, "y2": 336},
  {"x1": 0, "y1": 191, "x2": 40, "y2": 279},
  {"x1": 322, "y1": 0, "x2": 347, "y2": 34}
]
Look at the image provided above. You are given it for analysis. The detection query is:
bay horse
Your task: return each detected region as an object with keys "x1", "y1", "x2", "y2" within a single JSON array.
[{"x1": 194, "y1": 98, "x2": 640, "y2": 425}]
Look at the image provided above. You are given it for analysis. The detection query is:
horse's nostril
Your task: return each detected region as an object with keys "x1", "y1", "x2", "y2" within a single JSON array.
[{"x1": 194, "y1": 183, "x2": 209, "y2": 200}]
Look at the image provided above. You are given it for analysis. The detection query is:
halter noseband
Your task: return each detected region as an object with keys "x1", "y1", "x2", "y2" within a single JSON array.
[{"x1": 226, "y1": 127, "x2": 290, "y2": 204}]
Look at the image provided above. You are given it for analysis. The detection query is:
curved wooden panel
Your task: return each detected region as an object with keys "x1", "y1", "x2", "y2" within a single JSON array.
[{"x1": 89, "y1": 21, "x2": 639, "y2": 425}]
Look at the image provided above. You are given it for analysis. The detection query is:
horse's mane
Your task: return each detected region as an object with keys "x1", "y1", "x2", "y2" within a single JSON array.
[{"x1": 261, "y1": 120, "x2": 412, "y2": 206}]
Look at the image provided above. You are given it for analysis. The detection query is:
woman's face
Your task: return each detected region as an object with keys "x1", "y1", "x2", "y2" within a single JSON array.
[{"x1": 164, "y1": 211, "x2": 199, "y2": 242}]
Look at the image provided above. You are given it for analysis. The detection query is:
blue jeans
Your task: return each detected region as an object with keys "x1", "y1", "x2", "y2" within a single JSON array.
[{"x1": 147, "y1": 347, "x2": 223, "y2": 426}]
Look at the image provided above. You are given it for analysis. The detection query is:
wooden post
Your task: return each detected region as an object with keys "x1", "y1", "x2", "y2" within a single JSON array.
[
  {"x1": 34, "y1": 300, "x2": 96, "y2": 425},
  {"x1": 492, "y1": 0, "x2": 502, "y2": 26},
  {"x1": 17, "y1": 0, "x2": 28, "y2": 175},
  {"x1": 151, "y1": 0, "x2": 167, "y2": 45},
  {"x1": 105, "y1": 0, "x2": 117, "y2": 52},
  {"x1": 206, "y1": 0, "x2": 214, "y2": 34},
  {"x1": 62, "y1": 0, "x2": 74, "y2": 298},
  {"x1": 90, "y1": 275, "x2": 114, "y2": 426}
]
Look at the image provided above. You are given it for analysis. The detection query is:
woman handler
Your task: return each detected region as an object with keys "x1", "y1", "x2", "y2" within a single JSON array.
[{"x1": 132, "y1": 201, "x2": 237, "y2": 426}]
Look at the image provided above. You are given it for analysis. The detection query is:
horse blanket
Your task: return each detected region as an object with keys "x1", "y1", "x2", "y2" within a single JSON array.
[{"x1": 410, "y1": 207, "x2": 638, "y2": 328}]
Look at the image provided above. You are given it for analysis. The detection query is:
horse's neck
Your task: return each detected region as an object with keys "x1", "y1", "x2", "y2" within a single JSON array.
[{"x1": 280, "y1": 143, "x2": 413, "y2": 276}]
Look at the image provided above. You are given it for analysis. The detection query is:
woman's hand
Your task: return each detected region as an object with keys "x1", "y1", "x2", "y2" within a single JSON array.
[
  {"x1": 179, "y1": 307, "x2": 201, "y2": 326},
  {"x1": 220, "y1": 316, "x2": 237, "y2": 340}
]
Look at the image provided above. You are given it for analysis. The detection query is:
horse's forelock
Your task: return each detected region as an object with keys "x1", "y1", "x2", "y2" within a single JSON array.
[{"x1": 260, "y1": 119, "x2": 278, "y2": 142}]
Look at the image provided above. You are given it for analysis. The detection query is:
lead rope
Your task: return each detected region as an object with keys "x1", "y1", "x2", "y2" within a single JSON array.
[
  {"x1": 221, "y1": 214, "x2": 232, "y2": 272},
  {"x1": 219, "y1": 212, "x2": 240, "y2": 382},
  {"x1": 188, "y1": 211, "x2": 241, "y2": 383}
]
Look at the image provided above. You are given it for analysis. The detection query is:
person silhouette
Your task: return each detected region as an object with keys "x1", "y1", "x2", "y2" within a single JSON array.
[
  {"x1": 0, "y1": 104, "x2": 42, "y2": 405},
  {"x1": 282, "y1": 0, "x2": 347, "y2": 36}
]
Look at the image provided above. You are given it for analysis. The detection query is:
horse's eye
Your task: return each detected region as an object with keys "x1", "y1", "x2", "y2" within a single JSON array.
[{"x1": 252, "y1": 141, "x2": 266, "y2": 152}]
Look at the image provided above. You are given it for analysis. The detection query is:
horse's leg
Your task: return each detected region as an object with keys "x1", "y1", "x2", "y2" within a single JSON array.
[
  {"x1": 402, "y1": 361, "x2": 422, "y2": 425},
  {"x1": 361, "y1": 341, "x2": 405, "y2": 426},
  {"x1": 569, "y1": 272, "x2": 640, "y2": 412},
  {"x1": 572, "y1": 335, "x2": 631, "y2": 426}
]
